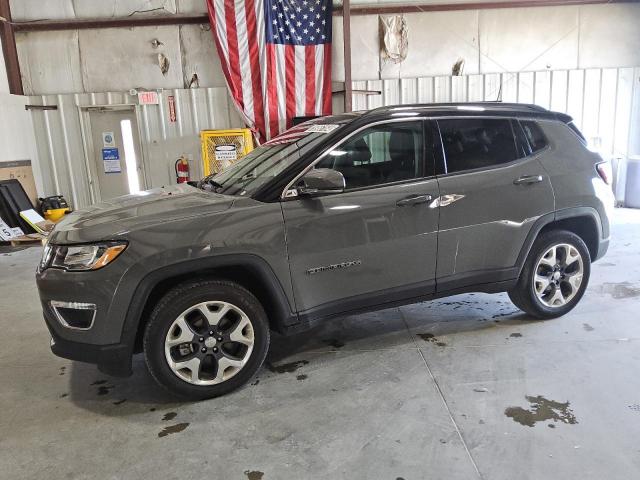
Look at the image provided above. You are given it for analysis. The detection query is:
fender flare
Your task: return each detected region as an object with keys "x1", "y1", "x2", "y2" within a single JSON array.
[
  {"x1": 514, "y1": 207, "x2": 603, "y2": 276},
  {"x1": 119, "y1": 254, "x2": 298, "y2": 352}
]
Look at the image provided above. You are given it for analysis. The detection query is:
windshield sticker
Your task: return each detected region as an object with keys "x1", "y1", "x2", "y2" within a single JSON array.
[{"x1": 306, "y1": 124, "x2": 339, "y2": 134}]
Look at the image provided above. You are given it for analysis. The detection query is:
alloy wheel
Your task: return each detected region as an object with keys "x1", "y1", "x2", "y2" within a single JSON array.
[
  {"x1": 164, "y1": 301, "x2": 255, "y2": 385},
  {"x1": 533, "y1": 243, "x2": 584, "y2": 308}
]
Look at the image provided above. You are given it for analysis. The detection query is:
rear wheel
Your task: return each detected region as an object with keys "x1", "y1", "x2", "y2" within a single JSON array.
[
  {"x1": 143, "y1": 280, "x2": 269, "y2": 400},
  {"x1": 509, "y1": 230, "x2": 590, "y2": 319}
]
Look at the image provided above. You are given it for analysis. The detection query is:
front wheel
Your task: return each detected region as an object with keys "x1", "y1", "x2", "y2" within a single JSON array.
[
  {"x1": 143, "y1": 280, "x2": 270, "y2": 400},
  {"x1": 509, "y1": 230, "x2": 591, "y2": 319}
]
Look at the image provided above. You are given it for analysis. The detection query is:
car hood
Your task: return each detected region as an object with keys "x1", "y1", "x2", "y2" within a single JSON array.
[{"x1": 50, "y1": 184, "x2": 235, "y2": 244}]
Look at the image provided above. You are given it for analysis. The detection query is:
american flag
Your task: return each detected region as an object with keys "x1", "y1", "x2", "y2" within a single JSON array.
[{"x1": 207, "y1": 0, "x2": 333, "y2": 143}]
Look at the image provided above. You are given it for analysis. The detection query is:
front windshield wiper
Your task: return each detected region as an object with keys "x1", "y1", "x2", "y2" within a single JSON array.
[
  {"x1": 197, "y1": 176, "x2": 224, "y2": 192},
  {"x1": 208, "y1": 179, "x2": 224, "y2": 189}
]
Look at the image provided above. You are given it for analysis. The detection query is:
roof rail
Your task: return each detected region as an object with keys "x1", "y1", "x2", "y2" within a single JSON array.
[{"x1": 360, "y1": 102, "x2": 550, "y2": 116}]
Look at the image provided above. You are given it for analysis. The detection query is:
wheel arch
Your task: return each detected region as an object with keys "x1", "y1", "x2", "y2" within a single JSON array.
[
  {"x1": 516, "y1": 207, "x2": 603, "y2": 276},
  {"x1": 123, "y1": 255, "x2": 298, "y2": 354}
]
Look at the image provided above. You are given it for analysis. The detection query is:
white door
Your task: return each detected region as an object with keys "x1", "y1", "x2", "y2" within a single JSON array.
[{"x1": 86, "y1": 107, "x2": 144, "y2": 201}]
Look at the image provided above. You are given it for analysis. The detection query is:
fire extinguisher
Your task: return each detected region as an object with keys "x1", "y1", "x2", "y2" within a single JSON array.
[{"x1": 175, "y1": 157, "x2": 190, "y2": 184}]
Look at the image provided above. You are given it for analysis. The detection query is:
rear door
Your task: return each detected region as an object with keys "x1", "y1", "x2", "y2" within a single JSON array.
[
  {"x1": 434, "y1": 117, "x2": 554, "y2": 291},
  {"x1": 281, "y1": 119, "x2": 440, "y2": 316}
]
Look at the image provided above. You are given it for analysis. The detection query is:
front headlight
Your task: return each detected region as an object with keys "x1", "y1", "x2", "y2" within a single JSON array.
[{"x1": 41, "y1": 242, "x2": 127, "y2": 272}]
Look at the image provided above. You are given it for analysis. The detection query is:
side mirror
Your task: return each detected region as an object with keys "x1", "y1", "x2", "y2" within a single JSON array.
[{"x1": 299, "y1": 168, "x2": 346, "y2": 195}]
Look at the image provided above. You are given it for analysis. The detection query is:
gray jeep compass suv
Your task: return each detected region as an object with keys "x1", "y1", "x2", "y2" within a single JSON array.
[{"x1": 36, "y1": 103, "x2": 613, "y2": 399}]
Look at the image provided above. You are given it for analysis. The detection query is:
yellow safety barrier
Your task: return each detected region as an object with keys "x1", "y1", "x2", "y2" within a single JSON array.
[{"x1": 200, "y1": 129, "x2": 254, "y2": 176}]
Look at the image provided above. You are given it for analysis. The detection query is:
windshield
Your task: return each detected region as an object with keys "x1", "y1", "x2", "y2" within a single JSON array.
[{"x1": 201, "y1": 125, "x2": 337, "y2": 196}]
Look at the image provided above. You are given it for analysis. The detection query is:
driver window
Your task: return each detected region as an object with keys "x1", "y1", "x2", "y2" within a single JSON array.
[{"x1": 316, "y1": 121, "x2": 424, "y2": 189}]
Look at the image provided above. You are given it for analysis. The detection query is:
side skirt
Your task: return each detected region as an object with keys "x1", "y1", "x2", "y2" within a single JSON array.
[{"x1": 281, "y1": 277, "x2": 517, "y2": 335}]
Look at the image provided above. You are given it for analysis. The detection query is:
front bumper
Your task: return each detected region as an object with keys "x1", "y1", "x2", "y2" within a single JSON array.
[
  {"x1": 36, "y1": 247, "x2": 143, "y2": 377},
  {"x1": 45, "y1": 310, "x2": 133, "y2": 377}
]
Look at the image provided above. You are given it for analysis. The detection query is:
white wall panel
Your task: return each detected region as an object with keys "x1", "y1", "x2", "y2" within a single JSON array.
[
  {"x1": 0, "y1": 93, "x2": 44, "y2": 195},
  {"x1": 381, "y1": 11, "x2": 480, "y2": 79},
  {"x1": 79, "y1": 26, "x2": 184, "y2": 92},
  {"x1": 9, "y1": 0, "x2": 75, "y2": 21},
  {"x1": 10, "y1": 0, "x2": 177, "y2": 20},
  {"x1": 331, "y1": 14, "x2": 380, "y2": 82},
  {"x1": 549, "y1": 70, "x2": 569, "y2": 113},
  {"x1": 579, "y1": 3, "x2": 640, "y2": 69},
  {"x1": 179, "y1": 24, "x2": 227, "y2": 88},
  {"x1": 177, "y1": 0, "x2": 208, "y2": 14},
  {"x1": 479, "y1": 6, "x2": 579, "y2": 73},
  {"x1": 16, "y1": 31, "x2": 84, "y2": 95}
]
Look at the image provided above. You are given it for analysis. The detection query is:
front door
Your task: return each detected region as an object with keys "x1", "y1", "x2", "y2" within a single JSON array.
[
  {"x1": 281, "y1": 120, "x2": 440, "y2": 316},
  {"x1": 434, "y1": 117, "x2": 555, "y2": 291},
  {"x1": 86, "y1": 107, "x2": 144, "y2": 201}
]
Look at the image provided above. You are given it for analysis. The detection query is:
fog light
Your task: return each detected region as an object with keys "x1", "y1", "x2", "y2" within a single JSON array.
[{"x1": 50, "y1": 301, "x2": 96, "y2": 330}]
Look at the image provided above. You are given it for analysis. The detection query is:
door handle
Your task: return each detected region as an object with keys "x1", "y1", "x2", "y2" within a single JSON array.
[
  {"x1": 396, "y1": 194, "x2": 433, "y2": 206},
  {"x1": 513, "y1": 174, "x2": 543, "y2": 185}
]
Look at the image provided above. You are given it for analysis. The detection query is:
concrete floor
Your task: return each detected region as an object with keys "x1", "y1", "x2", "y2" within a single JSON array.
[{"x1": 1, "y1": 208, "x2": 639, "y2": 480}]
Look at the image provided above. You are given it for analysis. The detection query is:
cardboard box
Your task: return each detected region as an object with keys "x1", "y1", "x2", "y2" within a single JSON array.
[{"x1": 0, "y1": 160, "x2": 38, "y2": 206}]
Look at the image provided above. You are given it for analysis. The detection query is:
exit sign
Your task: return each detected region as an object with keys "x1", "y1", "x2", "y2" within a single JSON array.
[{"x1": 138, "y1": 91, "x2": 159, "y2": 105}]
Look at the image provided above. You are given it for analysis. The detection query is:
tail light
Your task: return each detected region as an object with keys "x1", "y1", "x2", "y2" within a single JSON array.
[{"x1": 596, "y1": 161, "x2": 612, "y2": 185}]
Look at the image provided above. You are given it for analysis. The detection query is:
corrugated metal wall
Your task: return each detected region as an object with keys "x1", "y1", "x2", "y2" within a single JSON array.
[
  {"x1": 353, "y1": 67, "x2": 640, "y2": 161},
  {"x1": 29, "y1": 88, "x2": 242, "y2": 208},
  {"x1": 30, "y1": 66, "x2": 639, "y2": 209}
]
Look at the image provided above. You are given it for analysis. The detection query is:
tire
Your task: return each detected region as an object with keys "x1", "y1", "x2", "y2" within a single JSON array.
[
  {"x1": 509, "y1": 230, "x2": 591, "y2": 319},
  {"x1": 143, "y1": 280, "x2": 270, "y2": 400}
]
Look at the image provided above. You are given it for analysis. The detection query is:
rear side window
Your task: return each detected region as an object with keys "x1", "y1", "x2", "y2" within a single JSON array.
[
  {"x1": 438, "y1": 118, "x2": 518, "y2": 173},
  {"x1": 520, "y1": 120, "x2": 549, "y2": 152}
]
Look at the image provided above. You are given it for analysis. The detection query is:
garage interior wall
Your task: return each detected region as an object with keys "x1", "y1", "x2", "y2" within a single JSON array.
[
  {"x1": 0, "y1": 35, "x2": 44, "y2": 199},
  {"x1": 6, "y1": 0, "x2": 640, "y2": 208},
  {"x1": 0, "y1": 35, "x2": 9, "y2": 94},
  {"x1": 10, "y1": 2, "x2": 640, "y2": 91},
  {"x1": 28, "y1": 88, "x2": 242, "y2": 208}
]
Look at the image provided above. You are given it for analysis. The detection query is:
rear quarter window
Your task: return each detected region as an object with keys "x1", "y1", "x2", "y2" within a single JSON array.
[{"x1": 520, "y1": 120, "x2": 549, "y2": 153}]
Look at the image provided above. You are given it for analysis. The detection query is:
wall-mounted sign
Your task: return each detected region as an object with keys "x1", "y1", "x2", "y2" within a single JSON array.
[
  {"x1": 138, "y1": 91, "x2": 160, "y2": 105},
  {"x1": 102, "y1": 148, "x2": 121, "y2": 173},
  {"x1": 214, "y1": 145, "x2": 238, "y2": 169},
  {"x1": 168, "y1": 95, "x2": 177, "y2": 123},
  {"x1": 102, "y1": 131, "x2": 116, "y2": 148}
]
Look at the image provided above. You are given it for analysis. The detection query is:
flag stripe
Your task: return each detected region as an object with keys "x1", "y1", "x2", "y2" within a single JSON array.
[
  {"x1": 285, "y1": 45, "x2": 296, "y2": 129},
  {"x1": 266, "y1": 43, "x2": 279, "y2": 140},
  {"x1": 224, "y1": 1, "x2": 243, "y2": 110},
  {"x1": 314, "y1": 44, "x2": 323, "y2": 116},
  {"x1": 275, "y1": 45, "x2": 287, "y2": 134},
  {"x1": 235, "y1": 0, "x2": 254, "y2": 121},
  {"x1": 322, "y1": 42, "x2": 332, "y2": 115},
  {"x1": 254, "y1": 0, "x2": 268, "y2": 141},
  {"x1": 304, "y1": 47, "x2": 315, "y2": 116},
  {"x1": 207, "y1": 2, "x2": 238, "y2": 109},
  {"x1": 244, "y1": 0, "x2": 265, "y2": 139},
  {"x1": 294, "y1": 46, "x2": 306, "y2": 118}
]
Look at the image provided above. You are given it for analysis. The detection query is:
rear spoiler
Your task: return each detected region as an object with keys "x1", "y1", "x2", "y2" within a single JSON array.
[{"x1": 554, "y1": 112, "x2": 587, "y2": 144}]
